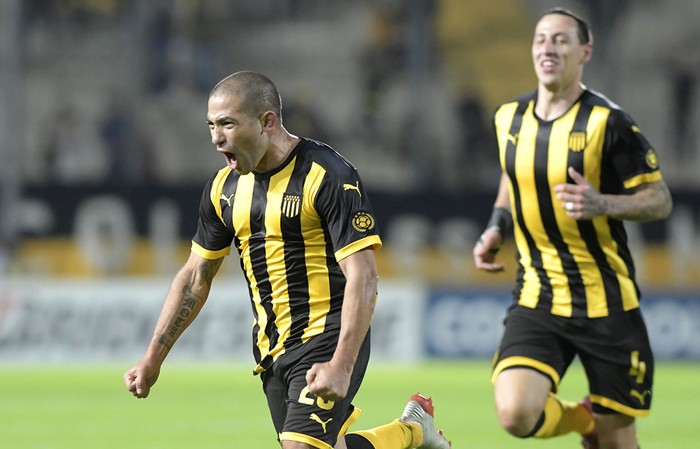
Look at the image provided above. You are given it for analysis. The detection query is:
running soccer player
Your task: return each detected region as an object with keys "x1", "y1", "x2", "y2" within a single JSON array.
[
  {"x1": 473, "y1": 7, "x2": 672, "y2": 449},
  {"x1": 125, "y1": 71, "x2": 450, "y2": 449}
]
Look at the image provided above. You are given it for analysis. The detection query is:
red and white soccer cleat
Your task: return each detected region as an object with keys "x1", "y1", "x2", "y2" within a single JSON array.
[{"x1": 400, "y1": 393, "x2": 452, "y2": 449}]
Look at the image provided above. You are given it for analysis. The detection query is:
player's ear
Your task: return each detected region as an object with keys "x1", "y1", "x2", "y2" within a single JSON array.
[
  {"x1": 581, "y1": 43, "x2": 592, "y2": 64},
  {"x1": 259, "y1": 111, "x2": 276, "y2": 131}
]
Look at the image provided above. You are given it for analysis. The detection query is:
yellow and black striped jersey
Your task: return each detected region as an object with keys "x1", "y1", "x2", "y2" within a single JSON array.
[
  {"x1": 494, "y1": 89, "x2": 664, "y2": 318},
  {"x1": 192, "y1": 138, "x2": 382, "y2": 373}
]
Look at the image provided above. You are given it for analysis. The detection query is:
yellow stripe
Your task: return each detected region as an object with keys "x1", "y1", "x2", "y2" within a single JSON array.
[
  {"x1": 209, "y1": 167, "x2": 232, "y2": 224},
  {"x1": 589, "y1": 394, "x2": 650, "y2": 417},
  {"x1": 547, "y1": 104, "x2": 580, "y2": 317},
  {"x1": 280, "y1": 432, "x2": 333, "y2": 449},
  {"x1": 494, "y1": 101, "x2": 520, "y2": 170},
  {"x1": 619, "y1": 276, "x2": 639, "y2": 311},
  {"x1": 190, "y1": 241, "x2": 230, "y2": 259},
  {"x1": 587, "y1": 107, "x2": 639, "y2": 313},
  {"x1": 496, "y1": 102, "x2": 540, "y2": 309},
  {"x1": 301, "y1": 162, "x2": 331, "y2": 342},
  {"x1": 264, "y1": 161, "x2": 295, "y2": 361},
  {"x1": 280, "y1": 407, "x2": 360, "y2": 449},
  {"x1": 623, "y1": 171, "x2": 662, "y2": 190},
  {"x1": 583, "y1": 107, "x2": 608, "y2": 193},
  {"x1": 573, "y1": 106, "x2": 609, "y2": 317},
  {"x1": 339, "y1": 406, "x2": 362, "y2": 436},
  {"x1": 335, "y1": 236, "x2": 382, "y2": 262},
  {"x1": 232, "y1": 174, "x2": 270, "y2": 360},
  {"x1": 604, "y1": 239, "x2": 638, "y2": 313},
  {"x1": 513, "y1": 101, "x2": 546, "y2": 310},
  {"x1": 492, "y1": 356, "x2": 561, "y2": 387}
]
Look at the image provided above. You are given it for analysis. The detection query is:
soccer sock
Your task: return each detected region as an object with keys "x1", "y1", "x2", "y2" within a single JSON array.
[
  {"x1": 533, "y1": 393, "x2": 594, "y2": 439},
  {"x1": 345, "y1": 419, "x2": 421, "y2": 449}
]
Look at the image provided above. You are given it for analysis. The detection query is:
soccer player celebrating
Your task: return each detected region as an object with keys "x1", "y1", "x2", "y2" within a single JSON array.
[
  {"x1": 473, "y1": 7, "x2": 672, "y2": 449},
  {"x1": 124, "y1": 71, "x2": 450, "y2": 449}
]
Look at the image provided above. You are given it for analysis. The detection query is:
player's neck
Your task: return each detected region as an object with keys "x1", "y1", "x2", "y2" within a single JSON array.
[
  {"x1": 257, "y1": 130, "x2": 300, "y2": 173},
  {"x1": 536, "y1": 82, "x2": 585, "y2": 121}
]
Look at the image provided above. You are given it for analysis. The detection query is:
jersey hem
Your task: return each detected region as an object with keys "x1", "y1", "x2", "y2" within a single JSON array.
[
  {"x1": 335, "y1": 236, "x2": 382, "y2": 261},
  {"x1": 492, "y1": 356, "x2": 561, "y2": 388},
  {"x1": 191, "y1": 241, "x2": 230, "y2": 259},
  {"x1": 280, "y1": 431, "x2": 333, "y2": 449}
]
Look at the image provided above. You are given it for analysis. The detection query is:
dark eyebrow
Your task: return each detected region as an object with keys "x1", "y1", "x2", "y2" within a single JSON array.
[{"x1": 207, "y1": 116, "x2": 236, "y2": 125}]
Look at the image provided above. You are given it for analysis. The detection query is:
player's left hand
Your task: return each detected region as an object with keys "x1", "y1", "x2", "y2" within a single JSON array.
[
  {"x1": 554, "y1": 167, "x2": 606, "y2": 220},
  {"x1": 305, "y1": 360, "x2": 352, "y2": 402}
]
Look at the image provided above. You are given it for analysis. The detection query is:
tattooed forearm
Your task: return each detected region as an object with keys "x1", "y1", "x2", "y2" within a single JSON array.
[
  {"x1": 606, "y1": 182, "x2": 673, "y2": 222},
  {"x1": 157, "y1": 291, "x2": 204, "y2": 349},
  {"x1": 153, "y1": 256, "x2": 223, "y2": 351},
  {"x1": 158, "y1": 334, "x2": 173, "y2": 349}
]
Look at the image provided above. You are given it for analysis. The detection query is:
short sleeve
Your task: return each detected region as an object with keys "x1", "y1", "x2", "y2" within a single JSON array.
[
  {"x1": 607, "y1": 110, "x2": 663, "y2": 191},
  {"x1": 191, "y1": 179, "x2": 233, "y2": 259},
  {"x1": 314, "y1": 167, "x2": 382, "y2": 261}
]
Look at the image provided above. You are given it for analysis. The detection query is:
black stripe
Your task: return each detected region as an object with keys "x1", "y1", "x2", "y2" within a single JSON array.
[
  {"x1": 221, "y1": 176, "x2": 265, "y2": 364},
  {"x1": 505, "y1": 99, "x2": 551, "y2": 306},
  {"x1": 533, "y1": 121, "x2": 586, "y2": 310},
  {"x1": 530, "y1": 106, "x2": 582, "y2": 315},
  {"x1": 321, "y1": 203, "x2": 346, "y2": 323},
  {"x1": 345, "y1": 434, "x2": 375, "y2": 449},
  {"x1": 571, "y1": 103, "x2": 624, "y2": 313},
  {"x1": 281, "y1": 156, "x2": 311, "y2": 350},
  {"x1": 249, "y1": 178, "x2": 277, "y2": 357}
]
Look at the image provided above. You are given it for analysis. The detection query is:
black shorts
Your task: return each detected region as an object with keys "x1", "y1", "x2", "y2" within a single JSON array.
[
  {"x1": 261, "y1": 330, "x2": 371, "y2": 449},
  {"x1": 492, "y1": 305, "x2": 654, "y2": 417}
]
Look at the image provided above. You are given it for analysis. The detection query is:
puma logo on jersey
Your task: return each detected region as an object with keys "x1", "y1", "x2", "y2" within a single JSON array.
[
  {"x1": 220, "y1": 193, "x2": 234, "y2": 207},
  {"x1": 506, "y1": 132, "x2": 518, "y2": 146},
  {"x1": 310, "y1": 413, "x2": 332, "y2": 433},
  {"x1": 343, "y1": 182, "x2": 361, "y2": 197},
  {"x1": 630, "y1": 389, "x2": 651, "y2": 406}
]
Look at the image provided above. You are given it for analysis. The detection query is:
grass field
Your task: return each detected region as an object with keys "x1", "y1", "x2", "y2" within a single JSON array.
[{"x1": 1, "y1": 360, "x2": 698, "y2": 448}]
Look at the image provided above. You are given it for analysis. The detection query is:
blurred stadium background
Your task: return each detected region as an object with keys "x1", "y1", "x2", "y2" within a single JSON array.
[{"x1": 1, "y1": 0, "x2": 699, "y2": 447}]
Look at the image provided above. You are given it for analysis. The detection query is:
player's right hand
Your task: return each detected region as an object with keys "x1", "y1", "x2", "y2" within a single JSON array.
[
  {"x1": 124, "y1": 362, "x2": 160, "y2": 399},
  {"x1": 306, "y1": 359, "x2": 351, "y2": 402},
  {"x1": 473, "y1": 229, "x2": 505, "y2": 272}
]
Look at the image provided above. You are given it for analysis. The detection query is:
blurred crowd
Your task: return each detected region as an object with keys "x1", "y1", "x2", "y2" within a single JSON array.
[
  {"x1": 1, "y1": 0, "x2": 698, "y2": 282},
  {"x1": 11, "y1": 0, "x2": 700, "y2": 191}
]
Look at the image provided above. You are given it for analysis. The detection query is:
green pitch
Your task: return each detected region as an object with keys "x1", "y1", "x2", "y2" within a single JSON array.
[{"x1": 1, "y1": 360, "x2": 698, "y2": 448}]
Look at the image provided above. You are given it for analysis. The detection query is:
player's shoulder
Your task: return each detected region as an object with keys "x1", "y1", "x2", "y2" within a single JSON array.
[
  {"x1": 582, "y1": 89, "x2": 620, "y2": 109},
  {"x1": 298, "y1": 137, "x2": 358, "y2": 175},
  {"x1": 491, "y1": 91, "x2": 537, "y2": 124},
  {"x1": 493, "y1": 90, "x2": 536, "y2": 116},
  {"x1": 583, "y1": 89, "x2": 637, "y2": 126}
]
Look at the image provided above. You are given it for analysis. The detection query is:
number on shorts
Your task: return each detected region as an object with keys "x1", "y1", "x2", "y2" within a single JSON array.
[
  {"x1": 299, "y1": 386, "x2": 335, "y2": 410},
  {"x1": 629, "y1": 350, "x2": 646, "y2": 384}
]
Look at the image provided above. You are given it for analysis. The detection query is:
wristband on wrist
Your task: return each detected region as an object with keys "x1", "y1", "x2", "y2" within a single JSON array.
[{"x1": 485, "y1": 207, "x2": 512, "y2": 235}]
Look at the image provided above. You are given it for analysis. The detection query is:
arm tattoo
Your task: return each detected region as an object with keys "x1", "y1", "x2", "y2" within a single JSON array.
[
  {"x1": 158, "y1": 288, "x2": 204, "y2": 349},
  {"x1": 198, "y1": 258, "x2": 223, "y2": 287},
  {"x1": 609, "y1": 182, "x2": 672, "y2": 222},
  {"x1": 157, "y1": 258, "x2": 222, "y2": 349},
  {"x1": 158, "y1": 334, "x2": 173, "y2": 349}
]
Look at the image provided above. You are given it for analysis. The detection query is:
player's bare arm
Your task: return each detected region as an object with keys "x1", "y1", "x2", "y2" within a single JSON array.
[
  {"x1": 474, "y1": 174, "x2": 511, "y2": 272},
  {"x1": 124, "y1": 253, "x2": 224, "y2": 398},
  {"x1": 155, "y1": 253, "x2": 223, "y2": 349},
  {"x1": 306, "y1": 248, "x2": 378, "y2": 401},
  {"x1": 554, "y1": 167, "x2": 673, "y2": 222}
]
